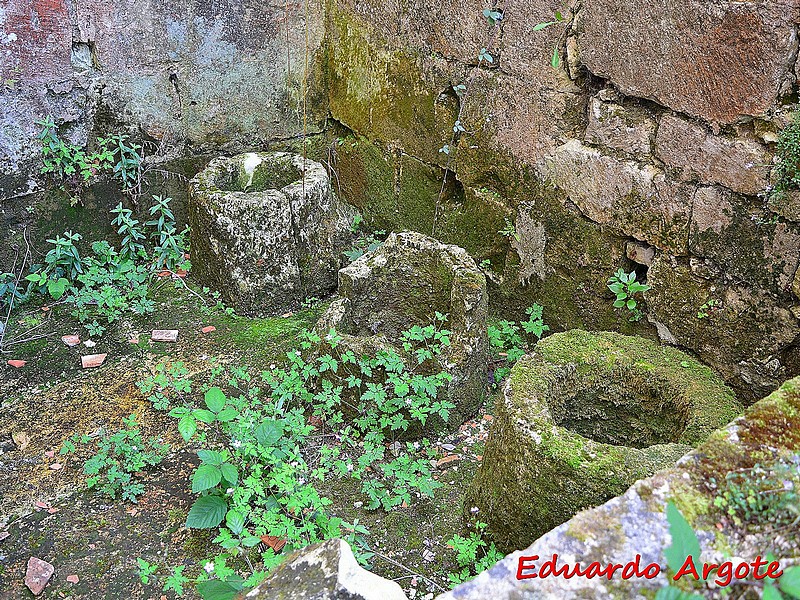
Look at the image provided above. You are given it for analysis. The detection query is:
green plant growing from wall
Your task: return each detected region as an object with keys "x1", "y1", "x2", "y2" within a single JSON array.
[
  {"x1": 432, "y1": 6, "x2": 571, "y2": 235},
  {"x1": 498, "y1": 217, "x2": 520, "y2": 241},
  {"x1": 696, "y1": 298, "x2": 721, "y2": 320},
  {"x1": 607, "y1": 268, "x2": 650, "y2": 321},
  {"x1": 768, "y1": 110, "x2": 800, "y2": 203},
  {"x1": 36, "y1": 116, "x2": 143, "y2": 202}
]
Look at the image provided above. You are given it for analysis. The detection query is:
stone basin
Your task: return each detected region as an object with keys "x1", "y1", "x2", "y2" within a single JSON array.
[
  {"x1": 189, "y1": 152, "x2": 356, "y2": 315},
  {"x1": 465, "y1": 329, "x2": 743, "y2": 552}
]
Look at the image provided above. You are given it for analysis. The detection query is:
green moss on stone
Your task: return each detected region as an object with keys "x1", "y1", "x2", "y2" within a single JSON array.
[{"x1": 466, "y1": 330, "x2": 742, "y2": 552}]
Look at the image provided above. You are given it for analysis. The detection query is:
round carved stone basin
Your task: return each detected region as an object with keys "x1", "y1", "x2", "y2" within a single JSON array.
[
  {"x1": 189, "y1": 152, "x2": 356, "y2": 315},
  {"x1": 465, "y1": 329, "x2": 743, "y2": 553}
]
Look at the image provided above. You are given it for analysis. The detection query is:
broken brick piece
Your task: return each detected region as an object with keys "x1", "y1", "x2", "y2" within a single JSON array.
[
  {"x1": 201, "y1": 326, "x2": 216, "y2": 334},
  {"x1": 151, "y1": 330, "x2": 179, "y2": 342},
  {"x1": 25, "y1": 557, "x2": 54, "y2": 595},
  {"x1": 7, "y1": 359, "x2": 26, "y2": 368},
  {"x1": 61, "y1": 335, "x2": 80, "y2": 347},
  {"x1": 81, "y1": 354, "x2": 107, "y2": 369}
]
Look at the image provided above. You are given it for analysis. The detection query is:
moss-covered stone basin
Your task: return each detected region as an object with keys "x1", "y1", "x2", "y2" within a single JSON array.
[
  {"x1": 465, "y1": 329, "x2": 744, "y2": 552},
  {"x1": 189, "y1": 152, "x2": 357, "y2": 316}
]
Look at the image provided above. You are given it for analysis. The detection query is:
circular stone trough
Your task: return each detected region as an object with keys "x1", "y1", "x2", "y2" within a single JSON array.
[
  {"x1": 466, "y1": 329, "x2": 743, "y2": 552},
  {"x1": 189, "y1": 152, "x2": 356, "y2": 315}
]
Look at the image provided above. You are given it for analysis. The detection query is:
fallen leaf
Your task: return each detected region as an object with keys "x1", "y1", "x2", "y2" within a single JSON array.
[
  {"x1": 483, "y1": 414, "x2": 493, "y2": 421},
  {"x1": 260, "y1": 535, "x2": 287, "y2": 552},
  {"x1": 47, "y1": 508, "x2": 59, "y2": 514},
  {"x1": 12, "y1": 431, "x2": 30, "y2": 450},
  {"x1": 66, "y1": 575, "x2": 79, "y2": 584},
  {"x1": 151, "y1": 329, "x2": 179, "y2": 342},
  {"x1": 401, "y1": 500, "x2": 409, "y2": 508},
  {"x1": 201, "y1": 326, "x2": 216, "y2": 334},
  {"x1": 7, "y1": 359, "x2": 26, "y2": 368},
  {"x1": 61, "y1": 335, "x2": 80, "y2": 347},
  {"x1": 49, "y1": 463, "x2": 62, "y2": 470},
  {"x1": 475, "y1": 455, "x2": 483, "y2": 461},
  {"x1": 81, "y1": 354, "x2": 107, "y2": 369},
  {"x1": 34, "y1": 501, "x2": 49, "y2": 509},
  {"x1": 44, "y1": 450, "x2": 55, "y2": 458}
]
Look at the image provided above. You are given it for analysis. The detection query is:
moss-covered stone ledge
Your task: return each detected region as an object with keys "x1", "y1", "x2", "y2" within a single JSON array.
[
  {"x1": 466, "y1": 330, "x2": 743, "y2": 553},
  {"x1": 442, "y1": 377, "x2": 800, "y2": 600}
]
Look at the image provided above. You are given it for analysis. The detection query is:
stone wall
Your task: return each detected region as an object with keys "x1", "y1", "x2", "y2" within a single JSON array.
[
  {"x1": 326, "y1": 0, "x2": 800, "y2": 400},
  {"x1": 2, "y1": 0, "x2": 799, "y2": 398},
  {"x1": 0, "y1": 0, "x2": 326, "y2": 198}
]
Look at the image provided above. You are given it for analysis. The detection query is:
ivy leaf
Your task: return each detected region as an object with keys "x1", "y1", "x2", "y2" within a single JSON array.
[
  {"x1": 779, "y1": 566, "x2": 800, "y2": 597},
  {"x1": 178, "y1": 416, "x2": 197, "y2": 442},
  {"x1": 551, "y1": 47, "x2": 560, "y2": 69},
  {"x1": 254, "y1": 419, "x2": 284, "y2": 447},
  {"x1": 763, "y1": 582, "x2": 784, "y2": 600},
  {"x1": 220, "y1": 463, "x2": 239, "y2": 486},
  {"x1": 197, "y1": 449, "x2": 225, "y2": 466},
  {"x1": 205, "y1": 387, "x2": 227, "y2": 413},
  {"x1": 193, "y1": 409, "x2": 217, "y2": 424},
  {"x1": 192, "y1": 464, "x2": 222, "y2": 493},
  {"x1": 225, "y1": 509, "x2": 246, "y2": 535},
  {"x1": 196, "y1": 578, "x2": 244, "y2": 600},
  {"x1": 664, "y1": 501, "x2": 701, "y2": 575},
  {"x1": 186, "y1": 495, "x2": 227, "y2": 528}
]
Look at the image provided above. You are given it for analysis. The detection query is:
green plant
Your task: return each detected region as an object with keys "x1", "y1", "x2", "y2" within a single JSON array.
[
  {"x1": 136, "y1": 558, "x2": 158, "y2": 584},
  {"x1": 498, "y1": 217, "x2": 519, "y2": 241},
  {"x1": 659, "y1": 500, "x2": 800, "y2": 599},
  {"x1": 36, "y1": 118, "x2": 142, "y2": 199},
  {"x1": 0, "y1": 273, "x2": 27, "y2": 309},
  {"x1": 607, "y1": 268, "x2": 650, "y2": 321},
  {"x1": 696, "y1": 298, "x2": 721, "y2": 320},
  {"x1": 711, "y1": 459, "x2": 800, "y2": 528},
  {"x1": 446, "y1": 521, "x2": 504, "y2": 587},
  {"x1": 139, "y1": 316, "x2": 460, "y2": 596},
  {"x1": 343, "y1": 227, "x2": 386, "y2": 262},
  {"x1": 768, "y1": 110, "x2": 800, "y2": 203},
  {"x1": 147, "y1": 195, "x2": 190, "y2": 271},
  {"x1": 70, "y1": 240, "x2": 152, "y2": 336},
  {"x1": 60, "y1": 414, "x2": 169, "y2": 502},
  {"x1": 104, "y1": 133, "x2": 142, "y2": 192},
  {"x1": 111, "y1": 202, "x2": 147, "y2": 261},
  {"x1": 138, "y1": 361, "x2": 192, "y2": 411},
  {"x1": 487, "y1": 304, "x2": 549, "y2": 384}
]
